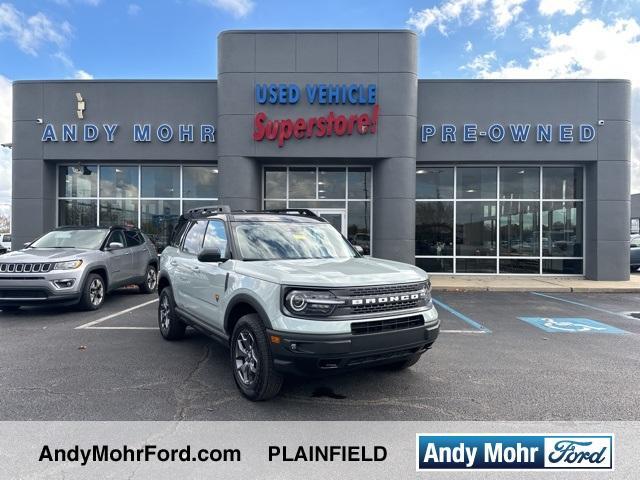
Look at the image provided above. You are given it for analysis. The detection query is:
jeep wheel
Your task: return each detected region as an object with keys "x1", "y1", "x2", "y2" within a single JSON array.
[
  {"x1": 158, "y1": 287, "x2": 186, "y2": 340},
  {"x1": 78, "y1": 273, "x2": 105, "y2": 311},
  {"x1": 231, "y1": 314, "x2": 283, "y2": 401},
  {"x1": 385, "y1": 353, "x2": 422, "y2": 371},
  {"x1": 138, "y1": 264, "x2": 158, "y2": 294}
]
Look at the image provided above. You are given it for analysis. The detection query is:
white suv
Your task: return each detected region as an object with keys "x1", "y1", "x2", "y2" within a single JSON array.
[{"x1": 157, "y1": 206, "x2": 439, "y2": 401}]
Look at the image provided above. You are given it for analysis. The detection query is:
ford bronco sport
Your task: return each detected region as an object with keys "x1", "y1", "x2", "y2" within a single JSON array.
[{"x1": 157, "y1": 206, "x2": 439, "y2": 401}]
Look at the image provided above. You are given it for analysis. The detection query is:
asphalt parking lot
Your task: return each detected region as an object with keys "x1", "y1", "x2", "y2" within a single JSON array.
[{"x1": 1, "y1": 288, "x2": 639, "y2": 421}]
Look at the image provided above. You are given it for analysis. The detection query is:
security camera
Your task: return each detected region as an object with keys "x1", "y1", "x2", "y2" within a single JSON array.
[
  {"x1": 597, "y1": 120, "x2": 605, "y2": 126},
  {"x1": 36, "y1": 118, "x2": 43, "y2": 124}
]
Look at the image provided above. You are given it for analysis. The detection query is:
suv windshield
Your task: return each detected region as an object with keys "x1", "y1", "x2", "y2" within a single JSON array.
[
  {"x1": 234, "y1": 222, "x2": 356, "y2": 260},
  {"x1": 30, "y1": 229, "x2": 109, "y2": 249}
]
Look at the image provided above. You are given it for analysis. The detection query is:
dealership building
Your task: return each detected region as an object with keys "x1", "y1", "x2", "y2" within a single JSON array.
[{"x1": 10, "y1": 30, "x2": 631, "y2": 279}]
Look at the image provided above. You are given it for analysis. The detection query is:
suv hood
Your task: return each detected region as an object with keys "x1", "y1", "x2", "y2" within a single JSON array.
[
  {"x1": 0, "y1": 248, "x2": 92, "y2": 262},
  {"x1": 233, "y1": 257, "x2": 427, "y2": 287}
]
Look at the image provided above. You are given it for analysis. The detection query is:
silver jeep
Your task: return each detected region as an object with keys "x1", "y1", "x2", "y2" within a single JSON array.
[{"x1": 0, "y1": 226, "x2": 158, "y2": 311}]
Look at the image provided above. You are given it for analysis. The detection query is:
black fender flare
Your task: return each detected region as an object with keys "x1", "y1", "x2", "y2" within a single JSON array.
[{"x1": 224, "y1": 293, "x2": 273, "y2": 333}]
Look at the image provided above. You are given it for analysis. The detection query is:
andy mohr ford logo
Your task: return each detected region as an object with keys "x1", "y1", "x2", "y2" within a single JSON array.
[{"x1": 416, "y1": 434, "x2": 614, "y2": 471}]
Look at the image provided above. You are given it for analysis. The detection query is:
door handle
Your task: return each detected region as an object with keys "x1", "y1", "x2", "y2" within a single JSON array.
[
  {"x1": 170, "y1": 261, "x2": 178, "y2": 266},
  {"x1": 192, "y1": 265, "x2": 200, "y2": 271}
]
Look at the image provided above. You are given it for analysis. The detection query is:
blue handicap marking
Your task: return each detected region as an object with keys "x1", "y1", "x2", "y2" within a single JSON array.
[{"x1": 519, "y1": 317, "x2": 628, "y2": 334}]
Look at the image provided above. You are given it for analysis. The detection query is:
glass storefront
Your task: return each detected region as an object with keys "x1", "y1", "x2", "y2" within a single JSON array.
[
  {"x1": 263, "y1": 166, "x2": 372, "y2": 254},
  {"x1": 416, "y1": 166, "x2": 583, "y2": 274},
  {"x1": 58, "y1": 164, "x2": 219, "y2": 251}
]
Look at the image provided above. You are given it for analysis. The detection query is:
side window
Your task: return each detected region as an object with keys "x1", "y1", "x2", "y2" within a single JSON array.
[
  {"x1": 182, "y1": 221, "x2": 207, "y2": 255},
  {"x1": 124, "y1": 230, "x2": 143, "y2": 247},
  {"x1": 170, "y1": 219, "x2": 188, "y2": 247},
  {"x1": 107, "y1": 230, "x2": 126, "y2": 246},
  {"x1": 4, "y1": 235, "x2": 10, "y2": 242},
  {"x1": 203, "y1": 220, "x2": 228, "y2": 256}
]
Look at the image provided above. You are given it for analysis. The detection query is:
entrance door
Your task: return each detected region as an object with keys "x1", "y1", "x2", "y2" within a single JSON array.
[{"x1": 313, "y1": 209, "x2": 346, "y2": 237}]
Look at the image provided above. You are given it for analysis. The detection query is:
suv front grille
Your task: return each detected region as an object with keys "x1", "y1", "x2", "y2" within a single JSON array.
[
  {"x1": 339, "y1": 282, "x2": 426, "y2": 297},
  {"x1": 332, "y1": 282, "x2": 429, "y2": 316},
  {"x1": 0, "y1": 263, "x2": 54, "y2": 274},
  {"x1": 351, "y1": 315, "x2": 424, "y2": 335}
]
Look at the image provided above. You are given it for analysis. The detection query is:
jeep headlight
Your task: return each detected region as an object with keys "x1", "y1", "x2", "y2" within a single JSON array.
[
  {"x1": 284, "y1": 289, "x2": 344, "y2": 317},
  {"x1": 53, "y1": 259, "x2": 83, "y2": 270}
]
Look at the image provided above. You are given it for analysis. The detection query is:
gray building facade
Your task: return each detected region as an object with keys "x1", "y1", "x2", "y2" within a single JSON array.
[{"x1": 10, "y1": 30, "x2": 632, "y2": 280}]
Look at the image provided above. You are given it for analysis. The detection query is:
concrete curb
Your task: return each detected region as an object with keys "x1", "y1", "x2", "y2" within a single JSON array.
[{"x1": 432, "y1": 286, "x2": 640, "y2": 293}]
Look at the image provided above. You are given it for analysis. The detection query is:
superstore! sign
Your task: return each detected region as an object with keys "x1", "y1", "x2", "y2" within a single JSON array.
[{"x1": 252, "y1": 83, "x2": 379, "y2": 147}]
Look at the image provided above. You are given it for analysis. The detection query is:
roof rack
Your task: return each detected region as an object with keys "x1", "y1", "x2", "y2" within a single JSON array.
[
  {"x1": 262, "y1": 208, "x2": 321, "y2": 218},
  {"x1": 185, "y1": 205, "x2": 231, "y2": 219}
]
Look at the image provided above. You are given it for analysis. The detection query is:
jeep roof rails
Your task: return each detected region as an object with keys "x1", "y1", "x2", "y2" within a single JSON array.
[{"x1": 185, "y1": 205, "x2": 231, "y2": 219}]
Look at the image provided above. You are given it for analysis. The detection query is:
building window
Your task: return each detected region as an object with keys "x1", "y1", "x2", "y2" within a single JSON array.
[
  {"x1": 631, "y1": 218, "x2": 639, "y2": 234},
  {"x1": 263, "y1": 166, "x2": 372, "y2": 254},
  {"x1": 416, "y1": 165, "x2": 584, "y2": 275},
  {"x1": 57, "y1": 164, "x2": 219, "y2": 251}
]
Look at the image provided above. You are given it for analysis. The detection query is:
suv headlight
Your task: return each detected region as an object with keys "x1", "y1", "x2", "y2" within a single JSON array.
[
  {"x1": 53, "y1": 260, "x2": 83, "y2": 270},
  {"x1": 284, "y1": 289, "x2": 345, "y2": 317}
]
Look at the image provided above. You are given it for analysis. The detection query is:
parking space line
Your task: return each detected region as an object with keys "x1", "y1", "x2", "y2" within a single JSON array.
[
  {"x1": 84, "y1": 327, "x2": 158, "y2": 330},
  {"x1": 432, "y1": 298, "x2": 492, "y2": 333},
  {"x1": 439, "y1": 329, "x2": 488, "y2": 334},
  {"x1": 75, "y1": 299, "x2": 158, "y2": 330},
  {"x1": 531, "y1": 292, "x2": 630, "y2": 319}
]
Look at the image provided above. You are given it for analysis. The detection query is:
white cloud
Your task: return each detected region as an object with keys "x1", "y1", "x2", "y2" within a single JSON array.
[
  {"x1": 407, "y1": 0, "x2": 527, "y2": 36},
  {"x1": 198, "y1": 0, "x2": 254, "y2": 18},
  {"x1": 0, "y1": 74, "x2": 12, "y2": 203},
  {"x1": 463, "y1": 18, "x2": 640, "y2": 192},
  {"x1": 0, "y1": 3, "x2": 72, "y2": 56},
  {"x1": 539, "y1": 0, "x2": 589, "y2": 16},
  {"x1": 464, "y1": 40, "x2": 474, "y2": 51},
  {"x1": 460, "y1": 51, "x2": 497, "y2": 74},
  {"x1": 127, "y1": 3, "x2": 141, "y2": 16},
  {"x1": 408, "y1": 0, "x2": 488, "y2": 35},
  {"x1": 73, "y1": 69, "x2": 93, "y2": 79},
  {"x1": 492, "y1": 0, "x2": 527, "y2": 33}
]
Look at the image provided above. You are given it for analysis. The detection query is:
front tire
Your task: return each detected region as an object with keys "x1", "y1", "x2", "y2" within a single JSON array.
[
  {"x1": 138, "y1": 264, "x2": 158, "y2": 294},
  {"x1": 230, "y1": 314, "x2": 283, "y2": 401},
  {"x1": 78, "y1": 273, "x2": 106, "y2": 311},
  {"x1": 158, "y1": 287, "x2": 186, "y2": 340}
]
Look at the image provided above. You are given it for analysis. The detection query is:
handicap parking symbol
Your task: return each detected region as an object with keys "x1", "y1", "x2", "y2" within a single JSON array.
[{"x1": 519, "y1": 317, "x2": 628, "y2": 334}]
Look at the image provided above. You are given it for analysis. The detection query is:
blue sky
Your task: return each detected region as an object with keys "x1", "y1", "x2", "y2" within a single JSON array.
[{"x1": 1, "y1": 0, "x2": 640, "y2": 208}]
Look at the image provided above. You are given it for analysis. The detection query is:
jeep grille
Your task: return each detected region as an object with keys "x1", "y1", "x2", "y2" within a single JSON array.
[{"x1": 0, "y1": 263, "x2": 54, "y2": 274}]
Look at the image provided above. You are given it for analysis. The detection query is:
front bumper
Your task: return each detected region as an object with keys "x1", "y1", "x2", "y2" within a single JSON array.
[
  {"x1": 0, "y1": 274, "x2": 84, "y2": 306},
  {"x1": 267, "y1": 319, "x2": 440, "y2": 375}
]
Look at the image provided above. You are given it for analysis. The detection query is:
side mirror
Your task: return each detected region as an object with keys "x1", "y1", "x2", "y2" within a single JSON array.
[
  {"x1": 108, "y1": 241, "x2": 124, "y2": 250},
  {"x1": 353, "y1": 245, "x2": 364, "y2": 255},
  {"x1": 198, "y1": 247, "x2": 225, "y2": 263}
]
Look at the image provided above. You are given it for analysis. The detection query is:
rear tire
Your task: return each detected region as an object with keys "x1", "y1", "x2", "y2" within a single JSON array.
[
  {"x1": 384, "y1": 353, "x2": 422, "y2": 371},
  {"x1": 230, "y1": 314, "x2": 283, "y2": 401},
  {"x1": 138, "y1": 264, "x2": 158, "y2": 294},
  {"x1": 158, "y1": 287, "x2": 186, "y2": 340},
  {"x1": 78, "y1": 273, "x2": 106, "y2": 311}
]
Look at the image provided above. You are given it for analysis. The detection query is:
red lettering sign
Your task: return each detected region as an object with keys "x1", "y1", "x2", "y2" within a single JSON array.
[{"x1": 253, "y1": 105, "x2": 379, "y2": 147}]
